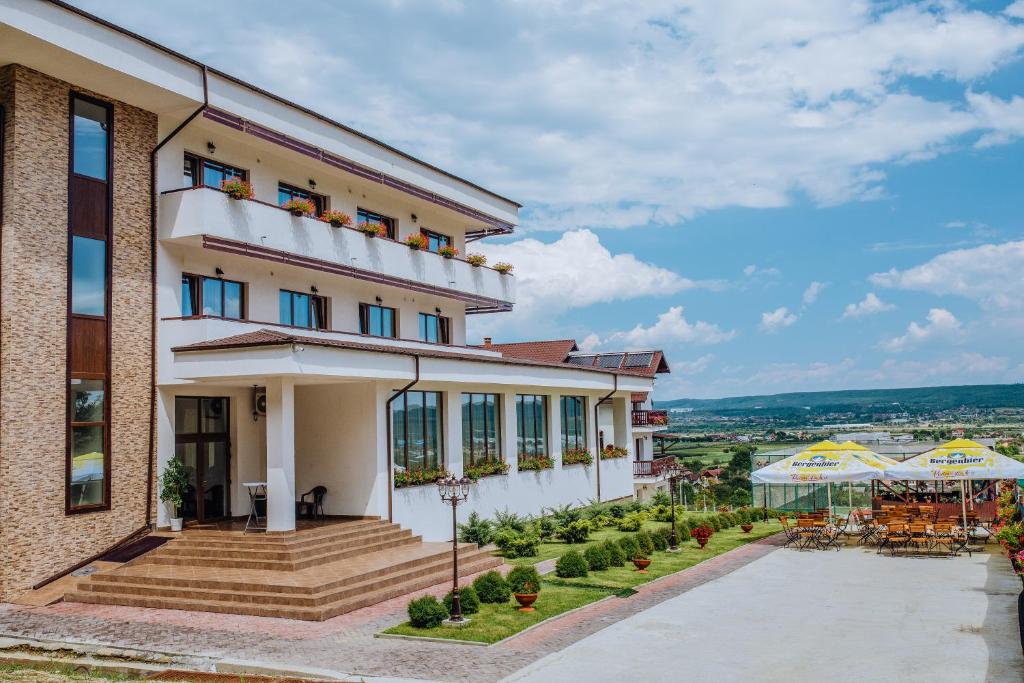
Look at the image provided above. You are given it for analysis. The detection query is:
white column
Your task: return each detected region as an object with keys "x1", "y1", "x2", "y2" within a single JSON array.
[
  {"x1": 612, "y1": 396, "x2": 632, "y2": 457},
  {"x1": 445, "y1": 390, "x2": 463, "y2": 478},
  {"x1": 265, "y1": 377, "x2": 296, "y2": 532},
  {"x1": 502, "y1": 390, "x2": 518, "y2": 472},
  {"x1": 548, "y1": 393, "x2": 562, "y2": 467}
]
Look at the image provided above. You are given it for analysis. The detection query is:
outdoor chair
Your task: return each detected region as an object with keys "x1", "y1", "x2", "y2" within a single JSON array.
[
  {"x1": 930, "y1": 522, "x2": 957, "y2": 556},
  {"x1": 877, "y1": 523, "x2": 908, "y2": 555},
  {"x1": 779, "y1": 517, "x2": 801, "y2": 549},
  {"x1": 796, "y1": 518, "x2": 820, "y2": 550},
  {"x1": 906, "y1": 522, "x2": 930, "y2": 554},
  {"x1": 296, "y1": 485, "x2": 327, "y2": 520}
]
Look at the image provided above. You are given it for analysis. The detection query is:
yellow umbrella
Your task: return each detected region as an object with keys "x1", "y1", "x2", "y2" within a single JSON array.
[{"x1": 838, "y1": 441, "x2": 898, "y2": 514}]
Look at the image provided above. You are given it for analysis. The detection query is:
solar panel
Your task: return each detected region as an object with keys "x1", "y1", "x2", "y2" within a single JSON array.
[
  {"x1": 624, "y1": 352, "x2": 654, "y2": 368},
  {"x1": 566, "y1": 355, "x2": 596, "y2": 366},
  {"x1": 598, "y1": 354, "x2": 625, "y2": 368}
]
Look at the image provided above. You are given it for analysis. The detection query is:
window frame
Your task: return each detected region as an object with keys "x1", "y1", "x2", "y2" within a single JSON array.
[
  {"x1": 391, "y1": 390, "x2": 445, "y2": 472},
  {"x1": 183, "y1": 152, "x2": 248, "y2": 189},
  {"x1": 516, "y1": 394, "x2": 549, "y2": 460},
  {"x1": 279, "y1": 288, "x2": 329, "y2": 330},
  {"x1": 356, "y1": 207, "x2": 397, "y2": 239},
  {"x1": 419, "y1": 228, "x2": 452, "y2": 253},
  {"x1": 181, "y1": 273, "x2": 246, "y2": 320},
  {"x1": 359, "y1": 302, "x2": 397, "y2": 338},
  {"x1": 418, "y1": 312, "x2": 451, "y2": 345},
  {"x1": 462, "y1": 393, "x2": 502, "y2": 466},
  {"x1": 560, "y1": 395, "x2": 587, "y2": 452},
  {"x1": 278, "y1": 181, "x2": 327, "y2": 216}
]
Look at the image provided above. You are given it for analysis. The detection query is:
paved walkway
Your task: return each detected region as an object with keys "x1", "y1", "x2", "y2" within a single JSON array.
[
  {"x1": 0, "y1": 538, "x2": 782, "y2": 682},
  {"x1": 504, "y1": 547, "x2": 1024, "y2": 683}
]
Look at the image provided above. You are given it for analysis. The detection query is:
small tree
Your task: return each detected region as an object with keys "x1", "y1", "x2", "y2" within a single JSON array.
[{"x1": 160, "y1": 457, "x2": 190, "y2": 518}]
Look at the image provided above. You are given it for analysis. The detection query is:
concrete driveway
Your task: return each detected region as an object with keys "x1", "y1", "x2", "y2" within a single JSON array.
[{"x1": 504, "y1": 547, "x2": 1024, "y2": 683}]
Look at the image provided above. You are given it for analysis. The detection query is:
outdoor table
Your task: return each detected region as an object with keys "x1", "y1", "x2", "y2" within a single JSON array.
[{"x1": 243, "y1": 481, "x2": 267, "y2": 532}]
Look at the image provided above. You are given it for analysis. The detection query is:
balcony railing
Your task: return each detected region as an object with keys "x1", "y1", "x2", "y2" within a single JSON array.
[
  {"x1": 633, "y1": 456, "x2": 675, "y2": 478},
  {"x1": 632, "y1": 409, "x2": 669, "y2": 427},
  {"x1": 158, "y1": 187, "x2": 514, "y2": 313}
]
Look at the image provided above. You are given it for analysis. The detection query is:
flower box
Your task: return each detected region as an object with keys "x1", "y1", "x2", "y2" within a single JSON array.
[
  {"x1": 281, "y1": 197, "x2": 315, "y2": 217},
  {"x1": 464, "y1": 460, "x2": 510, "y2": 481},
  {"x1": 466, "y1": 253, "x2": 487, "y2": 267},
  {"x1": 320, "y1": 209, "x2": 352, "y2": 228},
  {"x1": 600, "y1": 445, "x2": 628, "y2": 460},
  {"x1": 493, "y1": 262, "x2": 514, "y2": 274},
  {"x1": 394, "y1": 466, "x2": 451, "y2": 489},
  {"x1": 438, "y1": 244, "x2": 459, "y2": 259},
  {"x1": 405, "y1": 233, "x2": 429, "y2": 250},
  {"x1": 518, "y1": 456, "x2": 554, "y2": 472},
  {"x1": 221, "y1": 178, "x2": 254, "y2": 200},
  {"x1": 357, "y1": 221, "x2": 387, "y2": 238},
  {"x1": 561, "y1": 448, "x2": 593, "y2": 467}
]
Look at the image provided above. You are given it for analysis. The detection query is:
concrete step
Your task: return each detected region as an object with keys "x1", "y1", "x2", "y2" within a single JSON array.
[
  {"x1": 176, "y1": 519, "x2": 388, "y2": 550},
  {"x1": 157, "y1": 527, "x2": 415, "y2": 562}
]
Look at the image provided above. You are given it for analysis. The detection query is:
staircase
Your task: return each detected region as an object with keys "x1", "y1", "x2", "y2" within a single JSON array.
[{"x1": 65, "y1": 518, "x2": 502, "y2": 621}]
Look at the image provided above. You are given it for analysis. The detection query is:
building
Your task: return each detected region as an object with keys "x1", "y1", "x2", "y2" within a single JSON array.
[{"x1": 0, "y1": 0, "x2": 670, "y2": 609}]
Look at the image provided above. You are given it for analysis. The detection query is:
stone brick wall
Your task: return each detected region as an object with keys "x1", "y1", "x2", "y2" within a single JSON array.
[{"x1": 0, "y1": 65, "x2": 155, "y2": 600}]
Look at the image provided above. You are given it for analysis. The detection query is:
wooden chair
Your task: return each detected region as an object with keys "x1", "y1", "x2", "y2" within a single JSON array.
[
  {"x1": 878, "y1": 523, "x2": 907, "y2": 555},
  {"x1": 906, "y1": 522, "x2": 930, "y2": 554},
  {"x1": 296, "y1": 485, "x2": 327, "y2": 521}
]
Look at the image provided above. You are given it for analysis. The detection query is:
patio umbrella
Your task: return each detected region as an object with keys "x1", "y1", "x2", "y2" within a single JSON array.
[
  {"x1": 752, "y1": 440, "x2": 894, "y2": 516},
  {"x1": 837, "y1": 441, "x2": 898, "y2": 514},
  {"x1": 885, "y1": 438, "x2": 1024, "y2": 530}
]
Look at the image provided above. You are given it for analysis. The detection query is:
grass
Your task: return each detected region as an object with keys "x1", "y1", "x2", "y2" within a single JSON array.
[
  {"x1": 0, "y1": 663, "x2": 155, "y2": 682},
  {"x1": 660, "y1": 441, "x2": 805, "y2": 469},
  {"x1": 383, "y1": 517, "x2": 781, "y2": 644}
]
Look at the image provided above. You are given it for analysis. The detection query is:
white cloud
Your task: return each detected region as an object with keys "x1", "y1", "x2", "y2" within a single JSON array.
[
  {"x1": 802, "y1": 281, "x2": 827, "y2": 306},
  {"x1": 744, "y1": 264, "x2": 781, "y2": 278},
  {"x1": 944, "y1": 220, "x2": 968, "y2": 228},
  {"x1": 1008, "y1": 1, "x2": 1024, "y2": 20},
  {"x1": 759, "y1": 306, "x2": 799, "y2": 333},
  {"x1": 870, "y1": 240, "x2": 1024, "y2": 310},
  {"x1": 878, "y1": 308, "x2": 963, "y2": 353},
  {"x1": 577, "y1": 333, "x2": 601, "y2": 354},
  {"x1": 842, "y1": 292, "x2": 895, "y2": 319},
  {"x1": 596, "y1": 306, "x2": 735, "y2": 350}
]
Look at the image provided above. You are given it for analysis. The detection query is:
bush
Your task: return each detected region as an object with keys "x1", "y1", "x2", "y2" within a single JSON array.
[
  {"x1": 407, "y1": 595, "x2": 448, "y2": 628},
  {"x1": 494, "y1": 528, "x2": 540, "y2": 558},
  {"x1": 473, "y1": 571, "x2": 512, "y2": 604},
  {"x1": 457, "y1": 512, "x2": 495, "y2": 546},
  {"x1": 507, "y1": 564, "x2": 542, "y2": 595},
  {"x1": 603, "y1": 539, "x2": 626, "y2": 566},
  {"x1": 592, "y1": 514, "x2": 615, "y2": 528},
  {"x1": 677, "y1": 519, "x2": 691, "y2": 541},
  {"x1": 494, "y1": 508, "x2": 527, "y2": 532},
  {"x1": 535, "y1": 515, "x2": 558, "y2": 540},
  {"x1": 628, "y1": 499, "x2": 648, "y2": 513},
  {"x1": 708, "y1": 515, "x2": 722, "y2": 532},
  {"x1": 556, "y1": 519, "x2": 592, "y2": 544},
  {"x1": 650, "y1": 490, "x2": 672, "y2": 507},
  {"x1": 649, "y1": 504, "x2": 672, "y2": 523},
  {"x1": 635, "y1": 530, "x2": 655, "y2": 557},
  {"x1": 607, "y1": 503, "x2": 627, "y2": 519},
  {"x1": 619, "y1": 535, "x2": 641, "y2": 561},
  {"x1": 547, "y1": 503, "x2": 584, "y2": 527},
  {"x1": 617, "y1": 512, "x2": 646, "y2": 532},
  {"x1": 584, "y1": 544, "x2": 611, "y2": 571},
  {"x1": 651, "y1": 526, "x2": 671, "y2": 551},
  {"x1": 555, "y1": 550, "x2": 590, "y2": 578},
  {"x1": 443, "y1": 585, "x2": 480, "y2": 615}
]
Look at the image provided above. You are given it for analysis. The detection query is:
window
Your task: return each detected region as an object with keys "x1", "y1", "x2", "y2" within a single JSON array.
[
  {"x1": 184, "y1": 153, "x2": 246, "y2": 189},
  {"x1": 72, "y1": 98, "x2": 108, "y2": 180},
  {"x1": 279, "y1": 289, "x2": 328, "y2": 330},
  {"x1": 420, "y1": 228, "x2": 452, "y2": 253},
  {"x1": 278, "y1": 182, "x2": 326, "y2": 216},
  {"x1": 418, "y1": 312, "x2": 451, "y2": 344},
  {"x1": 181, "y1": 274, "x2": 245, "y2": 319},
  {"x1": 392, "y1": 391, "x2": 443, "y2": 471},
  {"x1": 69, "y1": 378, "x2": 106, "y2": 508},
  {"x1": 71, "y1": 236, "x2": 106, "y2": 316},
  {"x1": 516, "y1": 394, "x2": 548, "y2": 460},
  {"x1": 560, "y1": 395, "x2": 586, "y2": 451},
  {"x1": 462, "y1": 393, "x2": 501, "y2": 466},
  {"x1": 357, "y1": 207, "x2": 396, "y2": 239},
  {"x1": 359, "y1": 303, "x2": 396, "y2": 337}
]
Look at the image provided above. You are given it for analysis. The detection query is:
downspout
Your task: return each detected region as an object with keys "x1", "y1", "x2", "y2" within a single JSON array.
[
  {"x1": 146, "y1": 66, "x2": 209, "y2": 527},
  {"x1": 594, "y1": 374, "x2": 618, "y2": 502},
  {"x1": 386, "y1": 355, "x2": 421, "y2": 522}
]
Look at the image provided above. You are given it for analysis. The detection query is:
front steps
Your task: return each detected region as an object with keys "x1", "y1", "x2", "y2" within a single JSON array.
[{"x1": 65, "y1": 518, "x2": 502, "y2": 620}]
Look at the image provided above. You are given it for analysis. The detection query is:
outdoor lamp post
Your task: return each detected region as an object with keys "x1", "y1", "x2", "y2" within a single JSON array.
[
  {"x1": 437, "y1": 475, "x2": 472, "y2": 625},
  {"x1": 665, "y1": 460, "x2": 686, "y2": 552}
]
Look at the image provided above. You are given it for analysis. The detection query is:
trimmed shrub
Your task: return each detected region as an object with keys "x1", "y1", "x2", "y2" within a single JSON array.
[
  {"x1": 650, "y1": 490, "x2": 672, "y2": 507},
  {"x1": 407, "y1": 595, "x2": 448, "y2": 628},
  {"x1": 617, "y1": 512, "x2": 646, "y2": 532},
  {"x1": 555, "y1": 550, "x2": 590, "y2": 578},
  {"x1": 443, "y1": 586, "x2": 480, "y2": 615},
  {"x1": 584, "y1": 544, "x2": 611, "y2": 571},
  {"x1": 556, "y1": 519, "x2": 592, "y2": 544},
  {"x1": 618, "y1": 535, "x2": 641, "y2": 561},
  {"x1": 635, "y1": 530, "x2": 655, "y2": 557},
  {"x1": 708, "y1": 515, "x2": 722, "y2": 532},
  {"x1": 677, "y1": 519, "x2": 691, "y2": 541},
  {"x1": 536, "y1": 516, "x2": 558, "y2": 540},
  {"x1": 651, "y1": 526, "x2": 671, "y2": 551},
  {"x1": 592, "y1": 514, "x2": 615, "y2": 528},
  {"x1": 607, "y1": 503, "x2": 627, "y2": 519},
  {"x1": 507, "y1": 564, "x2": 542, "y2": 595},
  {"x1": 494, "y1": 528, "x2": 540, "y2": 558},
  {"x1": 494, "y1": 508, "x2": 527, "y2": 532},
  {"x1": 457, "y1": 511, "x2": 495, "y2": 546},
  {"x1": 473, "y1": 571, "x2": 512, "y2": 604},
  {"x1": 603, "y1": 539, "x2": 626, "y2": 566}
]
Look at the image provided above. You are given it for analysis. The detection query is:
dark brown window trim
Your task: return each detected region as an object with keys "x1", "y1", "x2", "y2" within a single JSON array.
[
  {"x1": 181, "y1": 272, "x2": 247, "y2": 320},
  {"x1": 278, "y1": 181, "x2": 327, "y2": 216},
  {"x1": 462, "y1": 392, "x2": 502, "y2": 466},
  {"x1": 516, "y1": 394, "x2": 549, "y2": 460},
  {"x1": 184, "y1": 151, "x2": 248, "y2": 187},
  {"x1": 418, "y1": 312, "x2": 451, "y2": 345},
  {"x1": 358, "y1": 302, "x2": 398, "y2": 338},
  {"x1": 419, "y1": 227, "x2": 452, "y2": 253},
  {"x1": 279, "y1": 288, "x2": 330, "y2": 330},
  {"x1": 66, "y1": 90, "x2": 113, "y2": 515},
  {"x1": 173, "y1": 396, "x2": 233, "y2": 523},
  {"x1": 357, "y1": 207, "x2": 397, "y2": 240},
  {"x1": 560, "y1": 395, "x2": 587, "y2": 451},
  {"x1": 391, "y1": 390, "x2": 445, "y2": 471}
]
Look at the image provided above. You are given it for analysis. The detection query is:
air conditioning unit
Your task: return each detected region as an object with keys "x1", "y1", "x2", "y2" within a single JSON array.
[{"x1": 253, "y1": 388, "x2": 267, "y2": 418}]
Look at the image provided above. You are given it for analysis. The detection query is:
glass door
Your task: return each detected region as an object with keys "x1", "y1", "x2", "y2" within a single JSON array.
[{"x1": 174, "y1": 397, "x2": 231, "y2": 523}]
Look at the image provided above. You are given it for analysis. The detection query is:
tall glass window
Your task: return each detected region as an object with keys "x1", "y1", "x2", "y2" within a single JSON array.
[
  {"x1": 71, "y1": 236, "x2": 106, "y2": 316},
  {"x1": 420, "y1": 228, "x2": 452, "y2": 252},
  {"x1": 462, "y1": 393, "x2": 501, "y2": 466},
  {"x1": 181, "y1": 275, "x2": 244, "y2": 319},
  {"x1": 280, "y1": 290, "x2": 327, "y2": 329},
  {"x1": 392, "y1": 391, "x2": 443, "y2": 471},
  {"x1": 357, "y1": 208, "x2": 396, "y2": 239},
  {"x1": 418, "y1": 312, "x2": 451, "y2": 344},
  {"x1": 359, "y1": 303, "x2": 396, "y2": 337},
  {"x1": 516, "y1": 394, "x2": 548, "y2": 460},
  {"x1": 72, "y1": 98, "x2": 108, "y2": 180},
  {"x1": 69, "y1": 378, "x2": 106, "y2": 508},
  {"x1": 560, "y1": 395, "x2": 586, "y2": 451},
  {"x1": 278, "y1": 182, "x2": 325, "y2": 215}
]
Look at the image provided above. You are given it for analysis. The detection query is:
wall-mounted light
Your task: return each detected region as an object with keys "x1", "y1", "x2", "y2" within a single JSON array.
[
  {"x1": 435, "y1": 307, "x2": 442, "y2": 314},
  {"x1": 411, "y1": 213, "x2": 418, "y2": 223},
  {"x1": 215, "y1": 267, "x2": 224, "y2": 277},
  {"x1": 207, "y1": 141, "x2": 216, "y2": 155},
  {"x1": 310, "y1": 285, "x2": 319, "y2": 294},
  {"x1": 375, "y1": 296, "x2": 383, "y2": 303},
  {"x1": 309, "y1": 178, "x2": 317, "y2": 190}
]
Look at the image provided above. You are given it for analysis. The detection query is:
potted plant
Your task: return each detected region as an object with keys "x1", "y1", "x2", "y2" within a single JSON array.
[
  {"x1": 692, "y1": 524, "x2": 712, "y2": 549},
  {"x1": 221, "y1": 178, "x2": 254, "y2": 200},
  {"x1": 160, "y1": 457, "x2": 190, "y2": 532},
  {"x1": 561, "y1": 447, "x2": 593, "y2": 466},
  {"x1": 494, "y1": 262, "x2": 514, "y2": 274},
  {"x1": 438, "y1": 244, "x2": 459, "y2": 259},
  {"x1": 507, "y1": 564, "x2": 541, "y2": 612},
  {"x1": 281, "y1": 197, "x2": 315, "y2": 217},
  {"x1": 357, "y1": 221, "x2": 386, "y2": 238},
  {"x1": 466, "y1": 253, "x2": 487, "y2": 267},
  {"x1": 631, "y1": 551, "x2": 651, "y2": 573},
  {"x1": 405, "y1": 233, "x2": 428, "y2": 250},
  {"x1": 320, "y1": 210, "x2": 352, "y2": 228},
  {"x1": 741, "y1": 522, "x2": 754, "y2": 533}
]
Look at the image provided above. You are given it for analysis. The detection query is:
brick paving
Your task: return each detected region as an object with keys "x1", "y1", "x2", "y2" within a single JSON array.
[{"x1": 0, "y1": 536, "x2": 783, "y2": 682}]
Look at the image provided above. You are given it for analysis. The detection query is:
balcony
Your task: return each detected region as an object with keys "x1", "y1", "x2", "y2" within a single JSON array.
[
  {"x1": 158, "y1": 187, "x2": 514, "y2": 312},
  {"x1": 633, "y1": 456, "x2": 675, "y2": 479},
  {"x1": 632, "y1": 409, "x2": 669, "y2": 428}
]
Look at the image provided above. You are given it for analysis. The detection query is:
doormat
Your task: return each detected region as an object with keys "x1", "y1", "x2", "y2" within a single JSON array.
[{"x1": 98, "y1": 535, "x2": 171, "y2": 563}]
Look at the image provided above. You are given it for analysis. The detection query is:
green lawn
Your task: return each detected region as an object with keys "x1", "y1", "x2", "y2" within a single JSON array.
[
  {"x1": 660, "y1": 441, "x2": 805, "y2": 469},
  {"x1": 382, "y1": 518, "x2": 781, "y2": 644}
]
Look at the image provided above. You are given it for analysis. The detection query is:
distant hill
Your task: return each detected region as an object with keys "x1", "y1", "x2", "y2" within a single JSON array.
[{"x1": 657, "y1": 384, "x2": 1024, "y2": 416}]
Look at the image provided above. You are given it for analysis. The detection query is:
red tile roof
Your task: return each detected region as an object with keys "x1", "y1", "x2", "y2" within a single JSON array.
[
  {"x1": 631, "y1": 392, "x2": 649, "y2": 403},
  {"x1": 474, "y1": 339, "x2": 670, "y2": 377},
  {"x1": 478, "y1": 339, "x2": 579, "y2": 363}
]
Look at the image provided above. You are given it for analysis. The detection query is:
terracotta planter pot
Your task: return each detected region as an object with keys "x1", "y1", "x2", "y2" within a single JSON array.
[
  {"x1": 514, "y1": 593, "x2": 538, "y2": 612},
  {"x1": 741, "y1": 524, "x2": 754, "y2": 533},
  {"x1": 632, "y1": 558, "x2": 651, "y2": 573},
  {"x1": 290, "y1": 209, "x2": 304, "y2": 217},
  {"x1": 329, "y1": 220, "x2": 344, "y2": 228}
]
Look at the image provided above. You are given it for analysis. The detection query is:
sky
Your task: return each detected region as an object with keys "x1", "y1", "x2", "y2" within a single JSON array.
[{"x1": 76, "y1": 0, "x2": 1024, "y2": 399}]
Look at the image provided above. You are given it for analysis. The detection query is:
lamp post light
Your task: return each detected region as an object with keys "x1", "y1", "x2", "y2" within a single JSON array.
[
  {"x1": 665, "y1": 460, "x2": 687, "y2": 552},
  {"x1": 437, "y1": 474, "x2": 472, "y2": 625}
]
